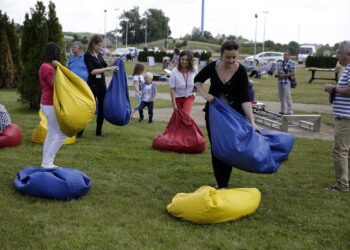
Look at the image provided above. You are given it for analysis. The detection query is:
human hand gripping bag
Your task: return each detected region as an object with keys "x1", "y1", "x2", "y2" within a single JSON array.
[
  {"x1": 53, "y1": 61, "x2": 96, "y2": 137},
  {"x1": 167, "y1": 186, "x2": 261, "y2": 224},
  {"x1": 152, "y1": 109, "x2": 205, "y2": 154},
  {"x1": 209, "y1": 98, "x2": 294, "y2": 173},
  {"x1": 32, "y1": 109, "x2": 76, "y2": 144},
  {"x1": 103, "y1": 58, "x2": 131, "y2": 126}
]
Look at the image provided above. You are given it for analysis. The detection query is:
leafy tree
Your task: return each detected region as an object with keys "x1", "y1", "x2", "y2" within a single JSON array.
[
  {"x1": 142, "y1": 9, "x2": 170, "y2": 44},
  {"x1": 285, "y1": 41, "x2": 299, "y2": 56},
  {"x1": 0, "y1": 11, "x2": 21, "y2": 88},
  {"x1": 18, "y1": 1, "x2": 65, "y2": 110},
  {"x1": 47, "y1": 1, "x2": 66, "y2": 64},
  {"x1": 119, "y1": 7, "x2": 143, "y2": 45}
]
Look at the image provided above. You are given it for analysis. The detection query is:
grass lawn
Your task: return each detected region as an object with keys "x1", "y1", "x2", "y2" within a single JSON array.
[{"x1": 1, "y1": 90, "x2": 349, "y2": 249}]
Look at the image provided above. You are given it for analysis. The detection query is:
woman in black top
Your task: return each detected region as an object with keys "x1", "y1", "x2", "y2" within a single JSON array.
[
  {"x1": 194, "y1": 40, "x2": 261, "y2": 189},
  {"x1": 84, "y1": 35, "x2": 118, "y2": 136}
]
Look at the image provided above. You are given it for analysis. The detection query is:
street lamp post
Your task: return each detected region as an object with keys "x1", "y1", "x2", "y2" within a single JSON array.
[
  {"x1": 145, "y1": 18, "x2": 147, "y2": 48},
  {"x1": 262, "y1": 11, "x2": 269, "y2": 52},
  {"x1": 104, "y1": 10, "x2": 107, "y2": 49},
  {"x1": 114, "y1": 8, "x2": 119, "y2": 49},
  {"x1": 254, "y1": 14, "x2": 258, "y2": 61},
  {"x1": 125, "y1": 20, "x2": 129, "y2": 48}
]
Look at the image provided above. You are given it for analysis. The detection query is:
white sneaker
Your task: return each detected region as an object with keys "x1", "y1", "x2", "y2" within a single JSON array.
[{"x1": 41, "y1": 164, "x2": 59, "y2": 169}]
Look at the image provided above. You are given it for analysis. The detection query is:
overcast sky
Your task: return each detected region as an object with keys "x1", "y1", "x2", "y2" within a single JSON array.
[{"x1": 1, "y1": 0, "x2": 349, "y2": 46}]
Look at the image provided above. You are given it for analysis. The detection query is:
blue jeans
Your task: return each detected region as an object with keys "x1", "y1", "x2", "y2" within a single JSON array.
[
  {"x1": 134, "y1": 91, "x2": 141, "y2": 111},
  {"x1": 138, "y1": 101, "x2": 154, "y2": 122}
]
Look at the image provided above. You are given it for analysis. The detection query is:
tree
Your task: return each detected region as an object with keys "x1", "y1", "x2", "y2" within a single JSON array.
[
  {"x1": 18, "y1": 1, "x2": 65, "y2": 110},
  {"x1": 142, "y1": 9, "x2": 170, "y2": 44},
  {"x1": 47, "y1": 1, "x2": 66, "y2": 64},
  {"x1": 0, "y1": 11, "x2": 21, "y2": 88},
  {"x1": 119, "y1": 7, "x2": 143, "y2": 45},
  {"x1": 286, "y1": 41, "x2": 299, "y2": 56}
]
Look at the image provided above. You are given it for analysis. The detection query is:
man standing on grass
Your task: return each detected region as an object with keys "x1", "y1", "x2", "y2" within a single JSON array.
[
  {"x1": 324, "y1": 40, "x2": 350, "y2": 192},
  {"x1": 68, "y1": 41, "x2": 89, "y2": 138},
  {"x1": 276, "y1": 50, "x2": 296, "y2": 115}
]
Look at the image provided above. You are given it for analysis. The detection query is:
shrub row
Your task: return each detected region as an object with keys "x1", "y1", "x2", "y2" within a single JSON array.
[
  {"x1": 137, "y1": 51, "x2": 213, "y2": 63},
  {"x1": 305, "y1": 56, "x2": 338, "y2": 68}
]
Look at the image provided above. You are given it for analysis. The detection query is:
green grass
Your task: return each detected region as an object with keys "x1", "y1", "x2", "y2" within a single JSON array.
[{"x1": 1, "y1": 90, "x2": 349, "y2": 249}]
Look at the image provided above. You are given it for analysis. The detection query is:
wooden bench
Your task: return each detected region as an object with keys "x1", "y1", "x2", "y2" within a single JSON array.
[{"x1": 307, "y1": 67, "x2": 338, "y2": 83}]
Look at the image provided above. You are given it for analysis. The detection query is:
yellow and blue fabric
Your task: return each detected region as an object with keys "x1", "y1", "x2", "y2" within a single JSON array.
[
  {"x1": 103, "y1": 58, "x2": 131, "y2": 126},
  {"x1": 32, "y1": 109, "x2": 76, "y2": 144},
  {"x1": 209, "y1": 98, "x2": 295, "y2": 173},
  {"x1": 53, "y1": 61, "x2": 96, "y2": 137},
  {"x1": 167, "y1": 186, "x2": 261, "y2": 224}
]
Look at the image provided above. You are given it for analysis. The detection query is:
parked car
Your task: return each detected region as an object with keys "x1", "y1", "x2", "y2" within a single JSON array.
[
  {"x1": 244, "y1": 51, "x2": 283, "y2": 65},
  {"x1": 112, "y1": 48, "x2": 130, "y2": 57}
]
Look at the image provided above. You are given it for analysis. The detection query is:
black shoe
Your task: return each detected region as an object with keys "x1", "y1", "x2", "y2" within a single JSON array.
[
  {"x1": 278, "y1": 112, "x2": 284, "y2": 115},
  {"x1": 139, "y1": 118, "x2": 143, "y2": 122},
  {"x1": 148, "y1": 120, "x2": 153, "y2": 123}
]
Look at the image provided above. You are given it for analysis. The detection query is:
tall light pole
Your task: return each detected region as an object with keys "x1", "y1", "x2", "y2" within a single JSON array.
[
  {"x1": 262, "y1": 11, "x2": 269, "y2": 52},
  {"x1": 201, "y1": 0, "x2": 205, "y2": 37},
  {"x1": 254, "y1": 14, "x2": 258, "y2": 60},
  {"x1": 104, "y1": 10, "x2": 107, "y2": 49},
  {"x1": 166, "y1": 20, "x2": 168, "y2": 49},
  {"x1": 144, "y1": 18, "x2": 147, "y2": 48},
  {"x1": 114, "y1": 8, "x2": 119, "y2": 49},
  {"x1": 125, "y1": 20, "x2": 129, "y2": 48}
]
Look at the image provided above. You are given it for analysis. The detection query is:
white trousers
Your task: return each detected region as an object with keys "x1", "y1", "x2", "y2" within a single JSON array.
[
  {"x1": 278, "y1": 82, "x2": 293, "y2": 115},
  {"x1": 41, "y1": 105, "x2": 66, "y2": 167}
]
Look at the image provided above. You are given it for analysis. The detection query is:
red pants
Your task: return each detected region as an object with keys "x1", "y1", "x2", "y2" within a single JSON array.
[{"x1": 175, "y1": 95, "x2": 195, "y2": 115}]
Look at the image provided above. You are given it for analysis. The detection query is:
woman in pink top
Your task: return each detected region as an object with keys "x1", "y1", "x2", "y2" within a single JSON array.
[{"x1": 39, "y1": 42, "x2": 66, "y2": 168}]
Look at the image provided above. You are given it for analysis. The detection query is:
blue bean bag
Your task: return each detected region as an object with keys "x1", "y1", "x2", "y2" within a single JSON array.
[
  {"x1": 103, "y1": 58, "x2": 131, "y2": 126},
  {"x1": 209, "y1": 98, "x2": 295, "y2": 173},
  {"x1": 13, "y1": 167, "x2": 91, "y2": 200}
]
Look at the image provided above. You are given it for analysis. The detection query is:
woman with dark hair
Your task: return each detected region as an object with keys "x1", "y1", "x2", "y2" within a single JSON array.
[
  {"x1": 84, "y1": 35, "x2": 118, "y2": 136},
  {"x1": 169, "y1": 50, "x2": 198, "y2": 115},
  {"x1": 194, "y1": 40, "x2": 262, "y2": 189},
  {"x1": 39, "y1": 42, "x2": 66, "y2": 168}
]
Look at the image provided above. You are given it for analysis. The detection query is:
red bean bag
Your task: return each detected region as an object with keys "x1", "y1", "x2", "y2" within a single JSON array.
[
  {"x1": 0, "y1": 124, "x2": 22, "y2": 148},
  {"x1": 152, "y1": 109, "x2": 205, "y2": 154}
]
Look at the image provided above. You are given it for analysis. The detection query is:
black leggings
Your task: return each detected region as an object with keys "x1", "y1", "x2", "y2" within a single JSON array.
[
  {"x1": 95, "y1": 89, "x2": 106, "y2": 135},
  {"x1": 205, "y1": 112, "x2": 232, "y2": 188}
]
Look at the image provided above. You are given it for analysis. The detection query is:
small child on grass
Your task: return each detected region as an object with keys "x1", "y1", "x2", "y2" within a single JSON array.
[{"x1": 138, "y1": 72, "x2": 157, "y2": 123}]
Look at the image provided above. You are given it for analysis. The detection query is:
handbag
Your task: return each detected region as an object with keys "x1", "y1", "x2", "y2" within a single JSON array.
[{"x1": 289, "y1": 77, "x2": 297, "y2": 88}]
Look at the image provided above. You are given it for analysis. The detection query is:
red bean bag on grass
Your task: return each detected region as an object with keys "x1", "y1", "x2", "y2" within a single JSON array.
[
  {"x1": 152, "y1": 109, "x2": 205, "y2": 154},
  {"x1": 0, "y1": 124, "x2": 22, "y2": 148}
]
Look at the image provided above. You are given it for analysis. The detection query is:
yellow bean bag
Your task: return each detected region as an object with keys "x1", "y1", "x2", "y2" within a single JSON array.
[
  {"x1": 32, "y1": 109, "x2": 76, "y2": 144},
  {"x1": 167, "y1": 186, "x2": 261, "y2": 224},
  {"x1": 53, "y1": 61, "x2": 95, "y2": 137}
]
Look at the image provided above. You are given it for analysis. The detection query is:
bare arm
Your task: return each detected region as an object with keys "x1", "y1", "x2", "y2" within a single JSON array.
[
  {"x1": 242, "y1": 101, "x2": 262, "y2": 134},
  {"x1": 91, "y1": 66, "x2": 118, "y2": 75},
  {"x1": 133, "y1": 80, "x2": 142, "y2": 95},
  {"x1": 170, "y1": 88, "x2": 178, "y2": 109},
  {"x1": 324, "y1": 84, "x2": 350, "y2": 97},
  {"x1": 194, "y1": 82, "x2": 214, "y2": 102}
]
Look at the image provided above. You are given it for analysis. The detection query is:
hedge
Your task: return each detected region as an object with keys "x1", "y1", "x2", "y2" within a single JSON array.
[
  {"x1": 137, "y1": 51, "x2": 212, "y2": 62},
  {"x1": 305, "y1": 56, "x2": 338, "y2": 68}
]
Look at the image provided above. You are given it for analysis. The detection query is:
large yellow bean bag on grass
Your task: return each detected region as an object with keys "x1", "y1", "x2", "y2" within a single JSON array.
[
  {"x1": 167, "y1": 186, "x2": 261, "y2": 224},
  {"x1": 53, "y1": 61, "x2": 95, "y2": 137},
  {"x1": 32, "y1": 109, "x2": 76, "y2": 144}
]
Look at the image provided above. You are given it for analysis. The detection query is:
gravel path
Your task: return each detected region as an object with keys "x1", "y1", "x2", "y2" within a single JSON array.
[{"x1": 106, "y1": 76, "x2": 335, "y2": 141}]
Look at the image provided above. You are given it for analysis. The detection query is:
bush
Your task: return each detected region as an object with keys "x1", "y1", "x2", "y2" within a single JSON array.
[
  {"x1": 138, "y1": 51, "x2": 173, "y2": 63},
  {"x1": 305, "y1": 56, "x2": 338, "y2": 68}
]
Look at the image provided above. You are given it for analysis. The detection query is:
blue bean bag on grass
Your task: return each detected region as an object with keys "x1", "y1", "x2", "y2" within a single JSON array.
[
  {"x1": 103, "y1": 58, "x2": 131, "y2": 126},
  {"x1": 209, "y1": 98, "x2": 295, "y2": 173},
  {"x1": 13, "y1": 167, "x2": 91, "y2": 200}
]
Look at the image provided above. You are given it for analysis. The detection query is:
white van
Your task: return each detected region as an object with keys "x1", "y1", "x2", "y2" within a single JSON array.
[{"x1": 297, "y1": 45, "x2": 317, "y2": 64}]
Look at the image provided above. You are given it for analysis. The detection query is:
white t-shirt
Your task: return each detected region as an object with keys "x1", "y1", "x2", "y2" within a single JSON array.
[
  {"x1": 141, "y1": 83, "x2": 156, "y2": 102},
  {"x1": 168, "y1": 67, "x2": 197, "y2": 98},
  {"x1": 133, "y1": 75, "x2": 145, "y2": 92}
]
